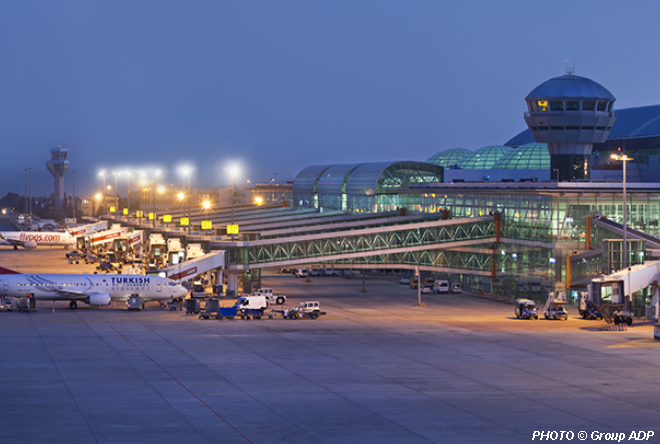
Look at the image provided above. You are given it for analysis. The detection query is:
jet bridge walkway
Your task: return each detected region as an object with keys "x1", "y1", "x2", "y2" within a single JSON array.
[{"x1": 217, "y1": 214, "x2": 509, "y2": 276}]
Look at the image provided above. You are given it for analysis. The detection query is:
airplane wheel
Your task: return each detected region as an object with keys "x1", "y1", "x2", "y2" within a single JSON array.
[
  {"x1": 13, "y1": 246, "x2": 17, "y2": 251},
  {"x1": 69, "y1": 301, "x2": 77, "y2": 310}
]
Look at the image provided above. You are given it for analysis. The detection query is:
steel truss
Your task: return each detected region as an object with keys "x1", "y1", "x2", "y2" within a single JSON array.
[{"x1": 226, "y1": 216, "x2": 497, "y2": 268}]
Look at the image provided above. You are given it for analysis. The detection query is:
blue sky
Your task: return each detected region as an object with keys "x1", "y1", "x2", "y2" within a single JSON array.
[{"x1": 1, "y1": 1, "x2": 659, "y2": 196}]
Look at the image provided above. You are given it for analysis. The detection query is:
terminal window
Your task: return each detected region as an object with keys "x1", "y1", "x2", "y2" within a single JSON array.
[
  {"x1": 583, "y1": 101, "x2": 595, "y2": 111},
  {"x1": 550, "y1": 101, "x2": 563, "y2": 111}
]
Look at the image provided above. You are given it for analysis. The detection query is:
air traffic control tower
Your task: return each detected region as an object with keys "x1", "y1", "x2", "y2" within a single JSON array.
[
  {"x1": 46, "y1": 147, "x2": 69, "y2": 209},
  {"x1": 524, "y1": 74, "x2": 617, "y2": 181}
]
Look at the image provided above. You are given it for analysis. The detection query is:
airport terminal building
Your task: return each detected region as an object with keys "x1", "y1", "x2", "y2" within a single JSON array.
[{"x1": 291, "y1": 74, "x2": 660, "y2": 310}]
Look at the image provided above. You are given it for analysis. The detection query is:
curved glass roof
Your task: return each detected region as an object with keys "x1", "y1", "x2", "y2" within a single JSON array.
[
  {"x1": 317, "y1": 163, "x2": 364, "y2": 196},
  {"x1": 292, "y1": 165, "x2": 331, "y2": 197},
  {"x1": 426, "y1": 148, "x2": 472, "y2": 168},
  {"x1": 526, "y1": 75, "x2": 615, "y2": 100},
  {"x1": 456, "y1": 145, "x2": 512, "y2": 170},
  {"x1": 506, "y1": 104, "x2": 660, "y2": 147},
  {"x1": 492, "y1": 143, "x2": 550, "y2": 170},
  {"x1": 344, "y1": 161, "x2": 443, "y2": 196}
]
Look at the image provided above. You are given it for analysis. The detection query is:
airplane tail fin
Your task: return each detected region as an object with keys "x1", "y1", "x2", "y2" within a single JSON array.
[{"x1": 0, "y1": 266, "x2": 21, "y2": 274}]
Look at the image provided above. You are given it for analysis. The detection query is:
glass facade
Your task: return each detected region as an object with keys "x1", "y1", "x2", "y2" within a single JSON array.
[
  {"x1": 493, "y1": 143, "x2": 550, "y2": 170},
  {"x1": 426, "y1": 148, "x2": 473, "y2": 169},
  {"x1": 457, "y1": 145, "x2": 513, "y2": 169}
]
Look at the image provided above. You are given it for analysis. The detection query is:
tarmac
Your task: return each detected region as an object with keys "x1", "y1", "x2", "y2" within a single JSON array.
[{"x1": 1, "y1": 248, "x2": 660, "y2": 443}]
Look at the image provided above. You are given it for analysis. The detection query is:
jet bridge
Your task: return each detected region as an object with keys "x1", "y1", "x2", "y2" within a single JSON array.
[
  {"x1": 158, "y1": 251, "x2": 225, "y2": 290},
  {"x1": 589, "y1": 261, "x2": 660, "y2": 321}
]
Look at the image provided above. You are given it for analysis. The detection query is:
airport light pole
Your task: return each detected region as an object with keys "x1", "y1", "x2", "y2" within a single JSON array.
[
  {"x1": 72, "y1": 170, "x2": 75, "y2": 220},
  {"x1": 179, "y1": 165, "x2": 193, "y2": 234},
  {"x1": 98, "y1": 170, "x2": 107, "y2": 214},
  {"x1": 228, "y1": 164, "x2": 240, "y2": 240},
  {"x1": 611, "y1": 153, "x2": 633, "y2": 270}
]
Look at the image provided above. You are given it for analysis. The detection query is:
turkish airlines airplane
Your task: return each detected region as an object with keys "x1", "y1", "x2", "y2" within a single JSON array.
[
  {"x1": 0, "y1": 267, "x2": 188, "y2": 309},
  {"x1": 0, "y1": 231, "x2": 76, "y2": 250}
]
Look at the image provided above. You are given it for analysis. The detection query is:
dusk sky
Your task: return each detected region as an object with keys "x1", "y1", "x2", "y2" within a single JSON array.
[{"x1": 1, "y1": 1, "x2": 659, "y2": 196}]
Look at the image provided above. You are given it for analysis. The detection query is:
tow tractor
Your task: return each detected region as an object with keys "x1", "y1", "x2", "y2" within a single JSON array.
[
  {"x1": 543, "y1": 292, "x2": 568, "y2": 320},
  {"x1": 274, "y1": 301, "x2": 326, "y2": 320}
]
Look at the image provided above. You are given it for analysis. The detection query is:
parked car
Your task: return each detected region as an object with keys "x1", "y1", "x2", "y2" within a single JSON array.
[
  {"x1": 295, "y1": 268, "x2": 308, "y2": 278},
  {"x1": 451, "y1": 283, "x2": 462, "y2": 294},
  {"x1": 433, "y1": 280, "x2": 450, "y2": 293},
  {"x1": 399, "y1": 277, "x2": 411, "y2": 285},
  {"x1": 421, "y1": 285, "x2": 433, "y2": 294}
]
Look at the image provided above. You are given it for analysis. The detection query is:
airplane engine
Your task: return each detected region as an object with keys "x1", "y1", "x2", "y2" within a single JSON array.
[
  {"x1": 23, "y1": 241, "x2": 37, "y2": 249},
  {"x1": 88, "y1": 293, "x2": 111, "y2": 306}
]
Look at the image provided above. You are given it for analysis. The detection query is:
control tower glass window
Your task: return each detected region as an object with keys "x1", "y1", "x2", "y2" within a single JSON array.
[
  {"x1": 536, "y1": 100, "x2": 548, "y2": 112},
  {"x1": 583, "y1": 101, "x2": 595, "y2": 111},
  {"x1": 597, "y1": 101, "x2": 607, "y2": 112},
  {"x1": 566, "y1": 101, "x2": 579, "y2": 111},
  {"x1": 550, "y1": 101, "x2": 563, "y2": 111},
  {"x1": 527, "y1": 101, "x2": 537, "y2": 112}
]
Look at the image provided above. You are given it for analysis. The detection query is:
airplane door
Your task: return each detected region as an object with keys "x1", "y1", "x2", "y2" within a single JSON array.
[{"x1": 157, "y1": 281, "x2": 162, "y2": 293}]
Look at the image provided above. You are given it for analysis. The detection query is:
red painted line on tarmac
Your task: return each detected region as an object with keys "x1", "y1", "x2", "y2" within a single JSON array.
[{"x1": 110, "y1": 325, "x2": 254, "y2": 444}]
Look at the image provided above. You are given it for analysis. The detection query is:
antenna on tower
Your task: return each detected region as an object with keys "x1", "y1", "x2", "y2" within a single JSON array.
[{"x1": 565, "y1": 58, "x2": 575, "y2": 75}]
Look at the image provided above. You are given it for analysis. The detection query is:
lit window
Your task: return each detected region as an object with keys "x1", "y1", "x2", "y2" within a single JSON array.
[{"x1": 536, "y1": 100, "x2": 548, "y2": 112}]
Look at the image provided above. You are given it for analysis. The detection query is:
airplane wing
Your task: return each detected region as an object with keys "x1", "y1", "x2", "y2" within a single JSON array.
[
  {"x1": 52, "y1": 288, "x2": 92, "y2": 300},
  {"x1": 0, "y1": 235, "x2": 23, "y2": 247}
]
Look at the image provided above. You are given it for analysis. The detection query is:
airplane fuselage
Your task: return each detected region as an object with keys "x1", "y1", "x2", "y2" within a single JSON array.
[
  {"x1": 0, "y1": 231, "x2": 76, "y2": 249},
  {"x1": 0, "y1": 273, "x2": 188, "y2": 306}
]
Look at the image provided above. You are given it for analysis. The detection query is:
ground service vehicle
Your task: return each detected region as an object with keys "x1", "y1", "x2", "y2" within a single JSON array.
[
  {"x1": 191, "y1": 281, "x2": 206, "y2": 298},
  {"x1": 434, "y1": 280, "x2": 449, "y2": 293},
  {"x1": 233, "y1": 295, "x2": 269, "y2": 311},
  {"x1": 421, "y1": 285, "x2": 433, "y2": 294},
  {"x1": 399, "y1": 277, "x2": 410, "y2": 285},
  {"x1": 543, "y1": 292, "x2": 568, "y2": 320},
  {"x1": 252, "y1": 288, "x2": 286, "y2": 305},
  {"x1": 409, "y1": 278, "x2": 419, "y2": 289},
  {"x1": 282, "y1": 301, "x2": 325, "y2": 319},
  {"x1": 451, "y1": 283, "x2": 462, "y2": 294},
  {"x1": 514, "y1": 299, "x2": 539, "y2": 320},
  {"x1": 295, "y1": 268, "x2": 308, "y2": 278}
]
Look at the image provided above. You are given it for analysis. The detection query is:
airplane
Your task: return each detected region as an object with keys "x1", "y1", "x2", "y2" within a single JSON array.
[
  {"x1": 0, "y1": 231, "x2": 77, "y2": 250},
  {"x1": 0, "y1": 266, "x2": 188, "y2": 309}
]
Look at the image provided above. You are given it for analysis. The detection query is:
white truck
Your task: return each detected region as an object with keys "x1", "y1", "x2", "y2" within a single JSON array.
[
  {"x1": 233, "y1": 295, "x2": 269, "y2": 310},
  {"x1": 252, "y1": 288, "x2": 287, "y2": 305}
]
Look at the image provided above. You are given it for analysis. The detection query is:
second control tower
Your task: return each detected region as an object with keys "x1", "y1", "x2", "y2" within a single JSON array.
[
  {"x1": 524, "y1": 74, "x2": 617, "y2": 181},
  {"x1": 46, "y1": 147, "x2": 69, "y2": 209}
]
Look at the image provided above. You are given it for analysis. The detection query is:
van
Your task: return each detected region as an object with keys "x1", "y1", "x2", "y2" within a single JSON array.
[
  {"x1": 191, "y1": 281, "x2": 206, "y2": 298},
  {"x1": 434, "y1": 280, "x2": 450, "y2": 294},
  {"x1": 233, "y1": 295, "x2": 269, "y2": 310}
]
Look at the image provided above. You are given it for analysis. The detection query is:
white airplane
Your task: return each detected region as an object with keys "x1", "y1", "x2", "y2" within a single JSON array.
[
  {"x1": 0, "y1": 231, "x2": 77, "y2": 250},
  {"x1": 0, "y1": 266, "x2": 188, "y2": 309}
]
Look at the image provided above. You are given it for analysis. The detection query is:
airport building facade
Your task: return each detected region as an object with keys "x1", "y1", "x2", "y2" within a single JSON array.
[{"x1": 291, "y1": 74, "x2": 660, "y2": 312}]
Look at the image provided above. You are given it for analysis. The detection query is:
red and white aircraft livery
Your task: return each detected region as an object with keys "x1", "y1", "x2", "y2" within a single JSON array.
[
  {"x1": 0, "y1": 231, "x2": 76, "y2": 250},
  {"x1": 0, "y1": 266, "x2": 188, "y2": 309}
]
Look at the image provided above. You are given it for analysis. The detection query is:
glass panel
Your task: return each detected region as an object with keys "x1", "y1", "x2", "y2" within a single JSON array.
[
  {"x1": 583, "y1": 101, "x2": 595, "y2": 111},
  {"x1": 550, "y1": 101, "x2": 563, "y2": 111},
  {"x1": 597, "y1": 101, "x2": 607, "y2": 111},
  {"x1": 537, "y1": 100, "x2": 548, "y2": 112},
  {"x1": 566, "y1": 101, "x2": 579, "y2": 111}
]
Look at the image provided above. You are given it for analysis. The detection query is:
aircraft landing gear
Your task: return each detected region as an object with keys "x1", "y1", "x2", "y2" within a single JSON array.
[
  {"x1": 13, "y1": 245, "x2": 18, "y2": 251},
  {"x1": 69, "y1": 301, "x2": 77, "y2": 310}
]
